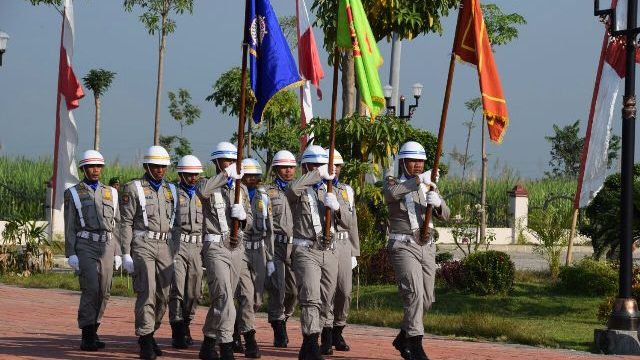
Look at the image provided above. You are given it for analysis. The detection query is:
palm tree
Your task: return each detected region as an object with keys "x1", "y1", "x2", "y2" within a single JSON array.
[{"x1": 83, "y1": 69, "x2": 116, "y2": 150}]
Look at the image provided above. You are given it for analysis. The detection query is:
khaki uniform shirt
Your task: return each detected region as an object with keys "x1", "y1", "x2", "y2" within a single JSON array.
[
  {"x1": 333, "y1": 182, "x2": 360, "y2": 257},
  {"x1": 173, "y1": 185, "x2": 204, "y2": 237},
  {"x1": 246, "y1": 186, "x2": 275, "y2": 261},
  {"x1": 64, "y1": 181, "x2": 121, "y2": 257},
  {"x1": 285, "y1": 169, "x2": 328, "y2": 241},
  {"x1": 265, "y1": 183, "x2": 293, "y2": 238},
  {"x1": 196, "y1": 172, "x2": 252, "y2": 236}
]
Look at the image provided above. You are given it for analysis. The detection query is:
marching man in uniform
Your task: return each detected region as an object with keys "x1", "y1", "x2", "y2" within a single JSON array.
[
  {"x1": 64, "y1": 150, "x2": 121, "y2": 351},
  {"x1": 286, "y1": 145, "x2": 338, "y2": 360},
  {"x1": 197, "y1": 142, "x2": 252, "y2": 360},
  {"x1": 320, "y1": 149, "x2": 360, "y2": 355},
  {"x1": 169, "y1": 155, "x2": 205, "y2": 349},
  {"x1": 265, "y1": 150, "x2": 298, "y2": 348},
  {"x1": 384, "y1": 141, "x2": 449, "y2": 360},
  {"x1": 230, "y1": 158, "x2": 274, "y2": 358},
  {"x1": 119, "y1": 145, "x2": 179, "y2": 360}
]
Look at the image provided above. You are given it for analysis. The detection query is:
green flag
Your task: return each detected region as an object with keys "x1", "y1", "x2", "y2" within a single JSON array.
[{"x1": 337, "y1": 0, "x2": 385, "y2": 120}]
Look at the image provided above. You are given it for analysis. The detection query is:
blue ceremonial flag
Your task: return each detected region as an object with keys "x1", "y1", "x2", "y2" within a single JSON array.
[{"x1": 248, "y1": 0, "x2": 304, "y2": 124}]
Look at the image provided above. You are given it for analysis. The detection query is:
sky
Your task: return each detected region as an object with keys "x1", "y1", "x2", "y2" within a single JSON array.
[{"x1": 0, "y1": 0, "x2": 638, "y2": 179}]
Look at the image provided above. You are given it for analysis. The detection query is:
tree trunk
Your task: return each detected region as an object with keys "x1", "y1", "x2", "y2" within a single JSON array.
[
  {"x1": 341, "y1": 52, "x2": 355, "y2": 118},
  {"x1": 153, "y1": 16, "x2": 168, "y2": 146},
  {"x1": 93, "y1": 95, "x2": 101, "y2": 151},
  {"x1": 480, "y1": 115, "x2": 488, "y2": 243}
]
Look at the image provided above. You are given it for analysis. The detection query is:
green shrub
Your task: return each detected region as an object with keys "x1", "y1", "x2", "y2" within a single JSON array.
[
  {"x1": 558, "y1": 258, "x2": 617, "y2": 296},
  {"x1": 436, "y1": 252, "x2": 454, "y2": 264},
  {"x1": 437, "y1": 260, "x2": 467, "y2": 291},
  {"x1": 462, "y1": 250, "x2": 515, "y2": 295}
]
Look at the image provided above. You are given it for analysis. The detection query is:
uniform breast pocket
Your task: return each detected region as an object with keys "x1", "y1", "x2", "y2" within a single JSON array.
[
  {"x1": 180, "y1": 204, "x2": 190, "y2": 226},
  {"x1": 80, "y1": 199, "x2": 99, "y2": 228},
  {"x1": 103, "y1": 201, "x2": 115, "y2": 221},
  {"x1": 144, "y1": 202, "x2": 156, "y2": 216},
  {"x1": 196, "y1": 207, "x2": 203, "y2": 224}
]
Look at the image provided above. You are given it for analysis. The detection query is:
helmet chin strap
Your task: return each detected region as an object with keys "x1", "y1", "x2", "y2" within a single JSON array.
[
  {"x1": 401, "y1": 159, "x2": 411, "y2": 178},
  {"x1": 144, "y1": 163, "x2": 160, "y2": 182}
]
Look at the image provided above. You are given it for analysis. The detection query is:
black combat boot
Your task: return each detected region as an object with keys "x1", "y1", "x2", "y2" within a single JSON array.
[
  {"x1": 243, "y1": 329, "x2": 262, "y2": 358},
  {"x1": 171, "y1": 321, "x2": 189, "y2": 349},
  {"x1": 407, "y1": 335, "x2": 429, "y2": 360},
  {"x1": 284, "y1": 316, "x2": 290, "y2": 345},
  {"x1": 302, "y1": 333, "x2": 324, "y2": 360},
  {"x1": 392, "y1": 330, "x2": 412, "y2": 360},
  {"x1": 94, "y1": 323, "x2": 106, "y2": 349},
  {"x1": 150, "y1": 331, "x2": 163, "y2": 356},
  {"x1": 219, "y1": 342, "x2": 236, "y2": 360},
  {"x1": 80, "y1": 325, "x2": 99, "y2": 351},
  {"x1": 332, "y1": 325, "x2": 350, "y2": 351},
  {"x1": 184, "y1": 320, "x2": 193, "y2": 345},
  {"x1": 320, "y1": 327, "x2": 333, "y2": 355},
  {"x1": 270, "y1": 320, "x2": 287, "y2": 348},
  {"x1": 231, "y1": 327, "x2": 244, "y2": 353},
  {"x1": 298, "y1": 333, "x2": 307, "y2": 360},
  {"x1": 139, "y1": 334, "x2": 157, "y2": 360},
  {"x1": 199, "y1": 336, "x2": 220, "y2": 360}
]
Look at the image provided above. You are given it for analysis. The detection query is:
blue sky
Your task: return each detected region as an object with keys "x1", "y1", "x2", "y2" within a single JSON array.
[{"x1": 0, "y1": 0, "x2": 637, "y2": 179}]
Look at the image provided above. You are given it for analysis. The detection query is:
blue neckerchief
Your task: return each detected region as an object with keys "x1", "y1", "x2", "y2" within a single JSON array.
[
  {"x1": 180, "y1": 183, "x2": 196, "y2": 198},
  {"x1": 323, "y1": 178, "x2": 339, "y2": 187},
  {"x1": 248, "y1": 187, "x2": 257, "y2": 201},
  {"x1": 146, "y1": 175, "x2": 164, "y2": 192},
  {"x1": 83, "y1": 178, "x2": 99, "y2": 191},
  {"x1": 226, "y1": 177, "x2": 234, "y2": 189},
  {"x1": 312, "y1": 181, "x2": 324, "y2": 190},
  {"x1": 274, "y1": 177, "x2": 288, "y2": 191}
]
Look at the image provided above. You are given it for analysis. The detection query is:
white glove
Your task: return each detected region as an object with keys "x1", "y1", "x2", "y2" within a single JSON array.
[
  {"x1": 224, "y1": 163, "x2": 244, "y2": 180},
  {"x1": 123, "y1": 254, "x2": 135, "y2": 274},
  {"x1": 324, "y1": 192, "x2": 340, "y2": 211},
  {"x1": 351, "y1": 256, "x2": 358, "y2": 270},
  {"x1": 114, "y1": 255, "x2": 122, "y2": 270},
  {"x1": 317, "y1": 164, "x2": 336, "y2": 181},
  {"x1": 67, "y1": 255, "x2": 80, "y2": 271},
  {"x1": 231, "y1": 203, "x2": 247, "y2": 221},
  {"x1": 417, "y1": 170, "x2": 438, "y2": 188},
  {"x1": 426, "y1": 191, "x2": 442, "y2": 208},
  {"x1": 267, "y1": 261, "x2": 275, "y2": 276}
]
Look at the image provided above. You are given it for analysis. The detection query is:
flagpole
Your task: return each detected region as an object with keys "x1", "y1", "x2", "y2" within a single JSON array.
[
  {"x1": 50, "y1": 7, "x2": 66, "y2": 240},
  {"x1": 420, "y1": 6, "x2": 465, "y2": 243},
  {"x1": 323, "y1": 46, "x2": 340, "y2": 245},
  {"x1": 295, "y1": 0, "x2": 307, "y2": 152},
  {"x1": 232, "y1": 0, "x2": 251, "y2": 246}
]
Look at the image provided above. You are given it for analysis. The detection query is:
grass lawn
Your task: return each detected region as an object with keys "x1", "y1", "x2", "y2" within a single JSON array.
[{"x1": 0, "y1": 271, "x2": 603, "y2": 352}]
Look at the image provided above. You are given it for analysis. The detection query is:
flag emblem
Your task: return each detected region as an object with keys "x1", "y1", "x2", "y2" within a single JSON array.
[{"x1": 250, "y1": 16, "x2": 268, "y2": 47}]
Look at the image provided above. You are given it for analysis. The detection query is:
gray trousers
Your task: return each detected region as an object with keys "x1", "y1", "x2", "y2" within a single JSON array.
[
  {"x1": 76, "y1": 237, "x2": 116, "y2": 328},
  {"x1": 202, "y1": 241, "x2": 243, "y2": 343},
  {"x1": 292, "y1": 244, "x2": 338, "y2": 335},
  {"x1": 388, "y1": 240, "x2": 436, "y2": 337},
  {"x1": 267, "y1": 241, "x2": 297, "y2": 322},
  {"x1": 131, "y1": 235, "x2": 175, "y2": 336},
  {"x1": 236, "y1": 245, "x2": 266, "y2": 333},
  {"x1": 169, "y1": 241, "x2": 203, "y2": 324},
  {"x1": 322, "y1": 239, "x2": 352, "y2": 327}
]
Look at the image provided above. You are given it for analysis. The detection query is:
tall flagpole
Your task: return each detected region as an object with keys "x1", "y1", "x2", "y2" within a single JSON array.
[
  {"x1": 232, "y1": 0, "x2": 251, "y2": 246},
  {"x1": 420, "y1": 4, "x2": 464, "y2": 243},
  {"x1": 323, "y1": 46, "x2": 339, "y2": 245}
]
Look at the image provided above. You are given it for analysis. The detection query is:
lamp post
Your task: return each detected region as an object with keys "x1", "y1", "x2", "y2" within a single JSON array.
[
  {"x1": 593, "y1": 0, "x2": 639, "y2": 332},
  {"x1": 384, "y1": 83, "x2": 423, "y2": 119},
  {"x1": 0, "y1": 32, "x2": 9, "y2": 67}
]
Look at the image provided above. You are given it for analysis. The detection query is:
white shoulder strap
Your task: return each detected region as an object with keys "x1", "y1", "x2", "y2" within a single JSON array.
[
  {"x1": 168, "y1": 183, "x2": 177, "y2": 228},
  {"x1": 260, "y1": 191, "x2": 269, "y2": 230},
  {"x1": 213, "y1": 189, "x2": 229, "y2": 233},
  {"x1": 69, "y1": 186, "x2": 85, "y2": 228},
  {"x1": 306, "y1": 188, "x2": 323, "y2": 236},
  {"x1": 109, "y1": 186, "x2": 118, "y2": 227},
  {"x1": 134, "y1": 180, "x2": 148, "y2": 228},
  {"x1": 345, "y1": 185, "x2": 355, "y2": 211}
]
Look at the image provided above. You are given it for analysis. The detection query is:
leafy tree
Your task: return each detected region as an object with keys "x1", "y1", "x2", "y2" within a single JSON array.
[
  {"x1": 159, "y1": 135, "x2": 192, "y2": 166},
  {"x1": 124, "y1": 0, "x2": 195, "y2": 145},
  {"x1": 545, "y1": 120, "x2": 621, "y2": 178},
  {"x1": 279, "y1": 15, "x2": 299, "y2": 50},
  {"x1": 168, "y1": 88, "x2": 201, "y2": 136},
  {"x1": 528, "y1": 205, "x2": 573, "y2": 279},
  {"x1": 27, "y1": 0, "x2": 62, "y2": 6},
  {"x1": 580, "y1": 164, "x2": 640, "y2": 260},
  {"x1": 480, "y1": 3, "x2": 527, "y2": 48},
  {"x1": 82, "y1": 69, "x2": 116, "y2": 151}
]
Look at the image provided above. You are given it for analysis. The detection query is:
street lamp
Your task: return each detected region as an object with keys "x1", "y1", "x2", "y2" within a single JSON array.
[
  {"x1": 593, "y1": 0, "x2": 639, "y2": 334},
  {"x1": 0, "y1": 32, "x2": 9, "y2": 67},
  {"x1": 384, "y1": 83, "x2": 423, "y2": 119}
]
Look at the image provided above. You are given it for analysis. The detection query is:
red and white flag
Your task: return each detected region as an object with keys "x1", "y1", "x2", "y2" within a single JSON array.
[
  {"x1": 296, "y1": 0, "x2": 324, "y2": 148},
  {"x1": 52, "y1": 0, "x2": 84, "y2": 211},
  {"x1": 575, "y1": 1, "x2": 638, "y2": 208}
]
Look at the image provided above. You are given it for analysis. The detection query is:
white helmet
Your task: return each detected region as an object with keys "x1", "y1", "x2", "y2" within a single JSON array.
[
  {"x1": 143, "y1": 145, "x2": 171, "y2": 165},
  {"x1": 242, "y1": 158, "x2": 263, "y2": 175},
  {"x1": 272, "y1": 150, "x2": 297, "y2": 167},
  {"x1": 210, "y1": 142, "x2": 238, "y2": 160},
  {"x1": 177, "y1": 155, "x2": 203, "y2": 174},
  {"x1": 301, "y1": 145, "x2": 328, "y2": 164},
  {"x1": 78, "y1": 150, "x2": 105, "y2": 167},
  {"x1": 397, "y1": 141, "x2": 427, "y2": 160},
  {"x1": 327, "y1": 149, "x2": 344, "y2": 165}
]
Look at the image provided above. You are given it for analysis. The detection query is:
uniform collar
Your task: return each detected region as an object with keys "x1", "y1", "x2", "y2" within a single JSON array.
[
  {"x1": 180, "y1": 182, "x2": 196, "y2": 198},
  {"x1": 82, "y1": 178, "x2": 99, "y2": 191},
  {"x1": 144, "y1": 173, "x2": 164, "y2": 192},
  {"x1": 274, "y1": 177, "x2": 288, "y2": 191}
]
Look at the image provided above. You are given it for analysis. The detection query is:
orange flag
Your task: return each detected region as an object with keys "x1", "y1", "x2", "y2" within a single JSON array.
[{"x1": 453, "y1": 0, "x2": 509, "y2": 143}]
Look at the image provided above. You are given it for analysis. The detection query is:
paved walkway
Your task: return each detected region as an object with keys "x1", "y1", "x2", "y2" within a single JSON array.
[{"x1": 0, "y1": 285, "x2": 632, "y2": 359}]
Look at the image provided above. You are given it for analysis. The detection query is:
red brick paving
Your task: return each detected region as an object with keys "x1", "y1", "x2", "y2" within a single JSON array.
[{"x1": 0, "y1": 284, "x2": 633, "y2": 359}]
